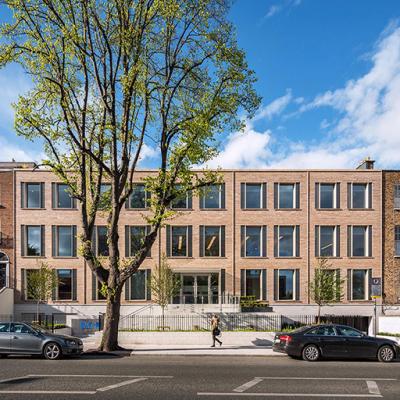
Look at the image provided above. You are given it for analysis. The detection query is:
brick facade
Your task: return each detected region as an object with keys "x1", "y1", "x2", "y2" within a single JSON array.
[
  {"x1": 383, "y1": 171, "x2": 400, "y2": 304},
  {"x1": 14, "y1": 168, "x2": 383, "y2": 309}
]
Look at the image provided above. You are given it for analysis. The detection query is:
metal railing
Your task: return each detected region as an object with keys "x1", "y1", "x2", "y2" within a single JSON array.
[{"x1": 117, "y1": 313, "x2": 370, "y2": 332}]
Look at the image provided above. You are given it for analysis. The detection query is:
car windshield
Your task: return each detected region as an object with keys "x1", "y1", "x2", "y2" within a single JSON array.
[{"x1": 30, "y1": 324, "x2": 51, "y2": 334}]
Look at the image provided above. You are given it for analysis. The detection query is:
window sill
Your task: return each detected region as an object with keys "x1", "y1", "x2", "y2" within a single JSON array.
[
  {"x1": 348, "y1": 208, "x2": 374, "y2": 211},
  {"x1": 274, "y1": 300, "x2": 300, "y2": 303},
  {"x1": 52, "y1": 300, "x2": 77, "y2": 303},
  {"x1": 170, "y1": 208, "x2": 193, "y2": 211},
  {"x1": 200, "y1": 256, "x2": 227, "y2": 259},
  {"x1": 348, "y1": 256, "x2": 373, "y2": 259},
  {"x1": 275, "y1": 256, "x2": 301, "y2": 259},
  {"x1": 315, "y1": 208, "x2": 342, "y2": 211},
  {"x1": 242, "y1": 256, "x2": 268, "y2": 259},
  {"x1": 51, "y1": 208, "x2": 78, "y2": 211},
  {"x1": 199, "y1": 208, "x2": 227, "y2": 211},
  {"x1": 315, "y1": 256, "x2": 342, "y2": 259},
  {"x1": 125, "y1": 299, "x2": 149, "y2": 302},
  {"x1": 348, "y1": 300, "x2": 372, "y2": 303},
  {"x1": 241, "y1": 208, "x2": 268, "y2": 211},
  {"x1": 125, "y1": 208, "x2": 150, "y2": 211},
  {"x1": 167, "y1": 256, "x2": 194, "y2": 259},
  {"x1": 274, "y1": 208, "x2": 302, "y2": 211},
  {"x1": 21, "y1": 256, "x2": 46, "y2": 259},
  {"x1": 21, "y1": 207, "x2": 46, "y2": 210},
  {"x1": 52, "y1": 256, "x2": 79, "y2": 259}
]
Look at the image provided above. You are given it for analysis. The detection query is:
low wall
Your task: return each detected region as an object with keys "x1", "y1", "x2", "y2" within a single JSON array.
[
  {"x1": 93, "y1": 331, "x2": 275, "y2": 346},
  {"x1": 379, "y1": 316, "x2": 400, "y2": 334},
  {"x1": 0, "y1": 288, "x2": 14, "y2": 316}
]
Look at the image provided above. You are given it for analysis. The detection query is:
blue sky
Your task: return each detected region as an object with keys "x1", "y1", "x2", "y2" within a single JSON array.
[{"x1": 1, "y1": 0, "x2": 400, "y2": 169}]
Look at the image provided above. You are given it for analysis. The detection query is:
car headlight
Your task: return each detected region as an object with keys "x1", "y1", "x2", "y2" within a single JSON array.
[{"x1": 65, "y1": 339, "x2": 77, "y2": 346}]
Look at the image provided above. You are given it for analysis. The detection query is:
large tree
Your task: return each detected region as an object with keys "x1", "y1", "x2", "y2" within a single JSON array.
[{"x1": 0, "y1": 0, "x2": 259, "y2": 350}]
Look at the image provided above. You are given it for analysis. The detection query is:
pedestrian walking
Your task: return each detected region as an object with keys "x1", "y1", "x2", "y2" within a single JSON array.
[{"x1": 211, "y1": 314, "x2": 222, "y2": 347}]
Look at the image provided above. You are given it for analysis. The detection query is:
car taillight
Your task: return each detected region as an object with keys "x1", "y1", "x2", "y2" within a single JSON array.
[{"x1": 279, "y1": 335, "x2": 292, "y2": 343}]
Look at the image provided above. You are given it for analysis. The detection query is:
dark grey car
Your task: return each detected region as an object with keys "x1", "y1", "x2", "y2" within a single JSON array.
[{"x1": 0, "y1": 322, "x2": 83, "y2": 360}]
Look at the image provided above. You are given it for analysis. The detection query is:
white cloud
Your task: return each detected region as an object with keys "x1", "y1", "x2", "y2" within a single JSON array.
[
  {"x1": 253, "y1": 90, "x2": 292, "y2": 121},
  {"x1": 204, "y1": 122, "x2": 272, "y2": 169},
  {"x1": 262, "y1": 0, "x2": 301, "y2": 21},
  {"x1": 0, "y1": 134, "x2": 43, "y2": 162},
  {"x1": 265, "y1": 5, "x2": 281, "y2": 19}
]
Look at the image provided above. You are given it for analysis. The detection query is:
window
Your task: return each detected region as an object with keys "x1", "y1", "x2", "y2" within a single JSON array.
[
  {"x1": 57, "y1": 269, "x2": 73, "y2": 300},
  {"x1": 22, "y1": 225, "x2": 44, "y2": 256},
  {"x1": 348, "y1": 183, "x2": 371, "y2": 209},
  {"x1": 316, "y1": 183, "x2": 340, "y2": 209},
  {"x1": 275, "y1": 225, "x2": 299, "y2": 257},
  {"x1": 0, "y1": 323, "x2": 9, "y2": 333},
  {"x1": 348, "y1": 225, "x2": 371, "y2": 257},
  {"x1": 395, "y1": 226, "x2": 400, "y2": 257},
  {"x1": 53, "y1": 183, "x2": 75, "y2": 209},
  {"x1": 22, "y1": 182, "x2": 44, "y2": 209},
  {"x1": 307, "y1": 326, "x2": 336, "y2": 336},
  {"x1": 275, "y1": 183, "x2": 300, "y2": 209},
  {"x1": 277, "y1": 269, "x2": 296, "y2": 300},
  {"x1": 11, "y1": 323, "x2": 34, "y2": 334},
  {"x1": 350, "y1": 269, "x2": 369, "y2": 300},
  {"x1": 245, "y1": 270, "x2": 261, "y2": 299},
  {"x1": 126, "y1": 226, "x2": 151, "y2": 257},
  {"x1": 128, "y1": 184, "x2": 151, "y2": 209},
  {"x1": 200, "y1": 226, "x2": 224, "y2": 257},
  {"x1": 315, "y1": 226, "x2": 340, "y2": 257},
  {"x1": 337, "y1": 326, "x2": 363, "y2": 337},
  {"x1": 99, "y1": 183, "x2": 111, "y2": 210},
  {"x1": 241, "y1": 183, "x2": 266, "y2": 209},
  {"x1": 52, "y1": 226, "x2": 76, "y2": 257},
  {"x1": 92, "y1": 274, "x2": 106, "y2": 300},
  {"x1": 169, "y1": 226, "x2": 192, "y2": 257},
  {"x1": 126, "y1": 270, "x2": 151, "y2": 301},
  {"x1": 200, "y1": 184, "x2": 225, "y2": 209},
  {"x1": 171, "y1": 184, "x2": 192, "y2": 209},
  {"x1": 395, "y1": 184, "x2": 400, "y2": 209},
  {"x1": 241, "y1": 226, "x2": 266, "y2": 257},
  {"x1": 94, "y1": 226, "x2": 109, "y2": 256}
]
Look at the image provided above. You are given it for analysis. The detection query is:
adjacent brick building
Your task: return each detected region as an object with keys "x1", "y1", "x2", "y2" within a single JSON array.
[
  {"x1": 13, "y1": 164, "x2": 384, "y2": 316},
  {"x1": 382, "y1": 171, "x2": 400, "y2": 304}
]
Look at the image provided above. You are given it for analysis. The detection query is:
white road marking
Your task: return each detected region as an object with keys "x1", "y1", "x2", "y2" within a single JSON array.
[
  {"x1": 97, "y1": 377, "x2": 148, "y2": 392},
  {"x1": 255, "y1": 377, "x2": 395, "y2": 381},
  {"x1": 367, "y1": 381, "x2": 381, "y2": 396},
  {"x1": 197, "y1": 393, "x2": 382, "y2": 398},
  {"x1": 27, "y1": 374, "x2": 173, "y2": 378},
  {"x1": 233, "y1": 378, "x2": 264, "y2": 393},
  {"x1": 0, "y1": 390, "x2": 97, "y2": 395}
]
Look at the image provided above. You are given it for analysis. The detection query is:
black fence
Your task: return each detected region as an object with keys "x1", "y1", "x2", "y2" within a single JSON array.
[{"x1": 117, "y1": 313, "x2": 370, "y2": 332}]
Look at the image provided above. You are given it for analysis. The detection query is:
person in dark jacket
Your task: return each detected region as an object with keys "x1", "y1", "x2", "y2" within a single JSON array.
[{"x1": 211, "y1": 314, "x2": 222, "y2": 347}]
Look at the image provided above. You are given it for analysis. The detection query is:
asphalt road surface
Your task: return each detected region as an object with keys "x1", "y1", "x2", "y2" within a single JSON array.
[{"x1": 0, "y1": 354, "x2": 399, "y2": 399}]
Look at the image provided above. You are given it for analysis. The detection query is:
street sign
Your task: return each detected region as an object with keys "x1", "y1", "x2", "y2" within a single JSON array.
[{"x1": 371, "y1": 278, "x2": 381, "y2": 298}]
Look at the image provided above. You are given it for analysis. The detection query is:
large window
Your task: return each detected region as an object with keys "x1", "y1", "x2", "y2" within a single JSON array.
[
  {"x1": 241, "y1": 183, "x2": 266, "y2": 209},
  {"x1": 395, "y1": 184, "x2": 400, "y2": 209},
  {"x1": 22, "y1": 182, "x2": 44, "y2": 209},
  {"x1": 395, "y1": 226, "x2": 400, "y2": 257},
  {"x1": 171, "y1": 184, "x2": 192, "y2": 209},
  {"x1": 241, "y1": 226, "x2": 266, "y2": 257},
  {"x1": 349, "y1": 225, "x2": 371, "y2": 257},
  {"x1": 56, "y1": 269, "x2": 74, "y2": 300},
  {"x1": 53, "y1": 183, "x2": 75, "y2": 209},
  {"x1": 22, "y1": 225, "x2": 44, "y2": 256},
  {"x1": 200, "y1": 184, "x2": 225, "y2": 209},
  {"x1": 315, "y1": 226, "x2": 340, "y2": 257},
  {"x1": 167, "y1": 226, "x2": 192, "y2": 257},
  {"x1": 98, "y1": 183, "x2": 111, "y2": 210},
  {"x1": 200, "y1": 226, "x2": 224, "y2": 257},
  {"x1": 350, "y1": 269, "x2": 369, "y2": 300},
  {"x1": 94, "y1": 226, "x2": 109, "y2": 256},
  {"x1": 277, "y1": 269, "x2": 297, "y2": 300},
  {"x1": 275, "y1": 183, "x2": 300, "y2": 209},
  {"x1": 245, "y1": 270, "x2": 261, "y2": 299},
  {"x1": 128, "y1": 183, "x2": 151, "y2": 209},
  {"x1": 126, "y1": 270, "x2": 151, "y2": 301},
  {"x1": 316, "y1": 183, "x2": 339, "y2": 209},
  {"x1": 52, "y1": 226, "x2": 76, "y2": 257},
  {"x1": 126, "y1": 226, "x2": 151, "y2": 257},
  {"x1": 348, "y1": 183, "x2": 371, "y2": 209},
  {"x1": 275, "y1": 225, "x2": 299, "y2": 257}
]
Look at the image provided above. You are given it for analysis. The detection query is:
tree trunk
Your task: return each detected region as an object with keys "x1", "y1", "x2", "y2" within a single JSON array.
[
  {"x1": 36, "y1": 301, "x2": 40, "y2": 324},
  {"x1": 99, "y1": 290, "x2": 123, "y2": 351},
  {"x1": 317, "y1": 304, "x2": 321, "y2": 324},
  {"x1": 162, "y1": 306, "x2": 165, "y2": 332}
]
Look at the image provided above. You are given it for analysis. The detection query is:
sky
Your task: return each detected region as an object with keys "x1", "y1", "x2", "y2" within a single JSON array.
[{"x1": 1, "y1": 0, "x2": 400, "y2": 169}]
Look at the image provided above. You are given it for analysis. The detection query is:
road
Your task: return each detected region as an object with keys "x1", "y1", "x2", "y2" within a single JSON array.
[{"x1": 0, "y1": 355, "x2": 399, "y2": 399}]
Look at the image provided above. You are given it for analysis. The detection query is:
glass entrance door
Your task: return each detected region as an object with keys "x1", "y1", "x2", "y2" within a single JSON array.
[
  {"x1": 182, "y1": 275, "x2": 195, "y2": 304},
  {"x1": 196, "y1": 275, "x2": 209, "y2": 304}
]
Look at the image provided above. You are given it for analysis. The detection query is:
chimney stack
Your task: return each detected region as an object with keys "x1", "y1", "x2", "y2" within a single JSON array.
[{"x1": 356, "y1": 157, "x2": 375, "y2": 170}]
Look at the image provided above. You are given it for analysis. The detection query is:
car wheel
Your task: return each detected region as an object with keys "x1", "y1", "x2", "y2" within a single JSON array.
[
  {"x1": 302, "y1": 344, "x2": 320, "y2": 361},
  {"x1": 377, "y1": 345, "x2": 395, "y2": 363},
  {"x1": 43, "y1": 342, "x2": 62, "y2": 360}
]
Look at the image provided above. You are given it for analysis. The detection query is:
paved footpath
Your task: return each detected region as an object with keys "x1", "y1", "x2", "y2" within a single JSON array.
[{"x1": 0, "y1": 355, "x2": 399, "y2": 399}]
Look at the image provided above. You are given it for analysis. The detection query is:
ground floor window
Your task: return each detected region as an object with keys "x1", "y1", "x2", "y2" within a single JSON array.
[
  {"x1": 56, "y1": 269, "x2": 73, "y2": 300},
  {"x1": 274, "y1": 269, "x2": 299, "y2": 301},
  {"x1": 240, "y1": 269, "x2": 261, "y2": 299},
  {"x1": 126, "y1": 269, "x2": 151, "y2": 301},
  {"x1": 350, "y1": 269, "x2": 369, "y2": 300}
]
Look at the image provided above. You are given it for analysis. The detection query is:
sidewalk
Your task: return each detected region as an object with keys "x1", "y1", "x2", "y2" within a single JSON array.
[{"x1": 129, "y1": 344, "x2": 282, "y2": 356}]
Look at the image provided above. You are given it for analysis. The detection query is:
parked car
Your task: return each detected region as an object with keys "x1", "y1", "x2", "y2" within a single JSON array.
[
  {"x1": 0, "y1": 322, "x2": 83, "y2": 360},
  {"x1": 273, "y1": 324, "x2": 400, "y2": 362}
]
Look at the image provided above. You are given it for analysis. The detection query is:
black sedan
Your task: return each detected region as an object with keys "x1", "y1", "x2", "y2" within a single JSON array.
[
  {"x1": 273, "y1": 324, "x2": 400, "y2": 362},
  {"x1": 0, "y1": 322, "x2": 83, "y2": 360}
]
